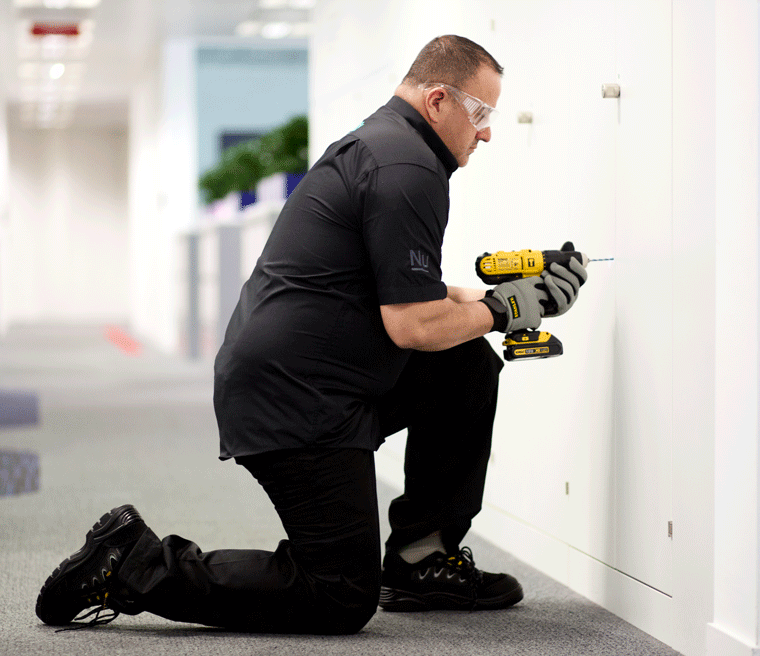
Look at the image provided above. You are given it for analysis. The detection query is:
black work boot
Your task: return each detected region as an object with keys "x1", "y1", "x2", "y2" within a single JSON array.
[
  {"x1": 379, "y1": 546, "x2": 523, "y2": 612},
  {"x1": 36, "y1": 505, "x2": 147, "y2": 628}
]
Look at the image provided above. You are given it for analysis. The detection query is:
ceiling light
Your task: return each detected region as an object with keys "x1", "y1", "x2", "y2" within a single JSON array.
[
  {"x1": 261, "y1": 22, "x2": 291, "y2": 39},
  {"x1": 259, "y1": 0, "x2": 288, "y2": 8},
  {"x1": 49, "y1": 63, "x2": 65, "y2": 79},
  {"x1": 289, "y1": 0, "x2": 316, "y2": 8}
]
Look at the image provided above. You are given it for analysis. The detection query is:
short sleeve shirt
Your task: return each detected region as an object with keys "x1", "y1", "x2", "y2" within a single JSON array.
[{"x1": 213, "y1": 97, "x2": 458, "y2": 459}]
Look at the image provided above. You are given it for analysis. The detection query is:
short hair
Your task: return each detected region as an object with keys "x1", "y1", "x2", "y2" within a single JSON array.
[{"x1": 402, "y1": 35, "x2": 504, "y2": 88}]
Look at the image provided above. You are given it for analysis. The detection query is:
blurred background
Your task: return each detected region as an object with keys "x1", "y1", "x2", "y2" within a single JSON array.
[{"x1": 0, "y1": 3, "x2": 757, "y2": 656}]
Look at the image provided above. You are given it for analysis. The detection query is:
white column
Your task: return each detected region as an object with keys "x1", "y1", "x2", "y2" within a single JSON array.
[
  {"x1": 0, "y1": 95, "x2": 9, "y2": 336},
  {"x1": 671, "y1": 1, "x2": 716, "y2": 654},
  {"x1": 708, "y1": 1, "x2": 760, "y2": 655},
  {"x1": 128, "y1": 38, "x2": 198, "y2": 353}
]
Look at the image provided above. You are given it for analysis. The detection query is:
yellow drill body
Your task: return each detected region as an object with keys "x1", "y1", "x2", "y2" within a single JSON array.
[
  {"x1": 475, "y1": 249, "x2": 588, "y2": 285},
  {"x1": 475, "y1": 248, "x2": 589, "y2": 361},
  {"x1": 476, "y1": 249, "x2": 546, "y2": 281}
]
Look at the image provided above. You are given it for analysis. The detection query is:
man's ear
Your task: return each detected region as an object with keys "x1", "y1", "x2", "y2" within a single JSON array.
[{"x1": 423, "y1": 88, "x2": 446, "y2": 124}]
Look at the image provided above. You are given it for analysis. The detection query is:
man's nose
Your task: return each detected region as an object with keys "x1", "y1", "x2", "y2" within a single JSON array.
[{"x1": 476, "y1": 127, "x2": 491, "y2": 142}]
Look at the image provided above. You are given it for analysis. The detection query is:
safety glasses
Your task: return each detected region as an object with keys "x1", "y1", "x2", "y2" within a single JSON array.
[{"x1": 420, "y1": 83, "x2": 500, "y2": 131}]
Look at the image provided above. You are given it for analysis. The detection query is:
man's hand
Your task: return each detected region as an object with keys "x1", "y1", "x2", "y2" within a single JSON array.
[
  {"x1": 541, "y1": 257, "x2": 587, "y2": 316},
  {"x1": 480, "y1": 277, "x2": 548, "y2": 333}
]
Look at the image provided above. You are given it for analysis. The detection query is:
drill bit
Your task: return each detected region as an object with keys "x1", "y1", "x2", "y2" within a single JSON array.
[{"x1": 589, "y1": 258, "x2": 614, "y2": 262}]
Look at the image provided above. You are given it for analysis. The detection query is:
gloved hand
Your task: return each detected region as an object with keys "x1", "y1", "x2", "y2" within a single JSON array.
[
  {"x1": 541, "y1": 242, "x2": 588, "y2": 316},
  {"x1": 480, "y1": 276, "x2": 548, "y2": 333}
]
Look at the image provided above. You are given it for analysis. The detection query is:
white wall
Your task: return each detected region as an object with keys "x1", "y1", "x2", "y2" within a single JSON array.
[
  {"x1": 5, "y1": 123, "x2": 129, "y2": 325},
  {"x1": 128, "y1": 38, "x2": 196, "y2": 354},
  {"x1": 309, "y1": 2, "x2": 753, "y2": 655},
  {"x1": 0, "y1": 94, "x2": 10, "y2": 336},
  {"x1": 709, "y1": 1, "x2": 760, "y2": 655},
  {"x1": 128, "y1": 41, "x2": 167, "y2": 350},
  {"x1": 672, "y1": 0, "x2": 717, "y2": 651},
  {"x1": 127, "y1": 38, "x2": 200, "y2": 354}
]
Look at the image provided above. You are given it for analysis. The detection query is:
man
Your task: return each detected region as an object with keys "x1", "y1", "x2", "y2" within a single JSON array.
[{"x1": 36, "y1": 35, "x2": 586, "y2": 634}]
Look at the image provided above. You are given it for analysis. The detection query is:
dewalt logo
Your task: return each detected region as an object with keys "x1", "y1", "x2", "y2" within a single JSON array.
[{"x1": 508, "y1": 295, "x2": 520, "y2": 319}]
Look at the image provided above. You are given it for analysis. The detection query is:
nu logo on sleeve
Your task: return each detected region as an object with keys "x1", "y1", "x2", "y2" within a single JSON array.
[
  {"x1": 410, "y1": 249, "x2": 430, "y2": 272},
  {"x1": 508, "y1": 295, "x2": 520, "y2": 319}
]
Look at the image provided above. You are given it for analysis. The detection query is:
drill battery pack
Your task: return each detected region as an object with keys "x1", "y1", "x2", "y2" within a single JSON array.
[{"x1": 503, "y1": 330, "x2": 563, "y2": 361}]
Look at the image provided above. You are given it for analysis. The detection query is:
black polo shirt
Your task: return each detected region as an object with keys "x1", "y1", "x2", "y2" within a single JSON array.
[{"x1": 214, "y1": 96, "x2": 459, "y2": 459}]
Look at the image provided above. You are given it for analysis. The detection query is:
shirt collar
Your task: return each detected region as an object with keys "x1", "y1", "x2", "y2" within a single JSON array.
[{"x1": 386, "y1": 96, "x2": 459, "y2": 178}]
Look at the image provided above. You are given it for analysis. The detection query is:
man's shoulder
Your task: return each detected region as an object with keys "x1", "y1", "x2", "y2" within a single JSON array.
[{"x1": 351, "y1": 106, "x2": 442, "y2": 173}]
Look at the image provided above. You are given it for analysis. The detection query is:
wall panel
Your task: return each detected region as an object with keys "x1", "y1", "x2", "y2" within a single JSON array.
[
  {"x1": 311, "y1": 1, "x2": 719, "y2": 652},
  {"x1": 613, "y1": 0, "x2": 673, "y2": 595}
]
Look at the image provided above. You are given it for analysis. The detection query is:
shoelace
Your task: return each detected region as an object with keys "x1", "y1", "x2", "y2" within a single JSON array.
[
  {"x1": 56, "y1": 605, "x2": 120, "y2": 632},
  {"x1": 445, "y1": 546, "x2": 479, "y2": 575},
  {"x1": 54, "y1": 575, "x2": 121, "y2": 633},
  {"x1": 444, "y1": 546, "x2": 482, "y2": 610}
]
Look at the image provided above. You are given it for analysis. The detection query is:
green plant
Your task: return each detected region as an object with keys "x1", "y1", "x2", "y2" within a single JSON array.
[{"x1": 199, "y1": 115, "x2": 308, "y2": 204}]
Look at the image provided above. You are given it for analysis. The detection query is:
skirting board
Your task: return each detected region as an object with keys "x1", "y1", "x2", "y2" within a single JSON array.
[
  {"x1": 470, "y1": 501, "x2": 675, "y2": 648},
  {"x1": 706, "y1": 624, "x2": 760, "y2": 656},
  {"x1": 375, "y1": 445, "x2": 676, "y2": 650}
]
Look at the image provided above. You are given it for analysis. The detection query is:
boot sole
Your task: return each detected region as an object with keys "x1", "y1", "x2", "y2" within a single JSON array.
[
  {"x1": 379, "y1": 582, "x2": 524, "y2": 612},
  {"x1": 36, "y1": 505, "x2": 143, "y2": 625}
]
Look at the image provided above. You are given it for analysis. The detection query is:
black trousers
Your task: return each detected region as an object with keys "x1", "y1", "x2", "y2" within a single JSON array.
[{"x1": 117, "y1": 337, "x2": 503, "y2": 634}]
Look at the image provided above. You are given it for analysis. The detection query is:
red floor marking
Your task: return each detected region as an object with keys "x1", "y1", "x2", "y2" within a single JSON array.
[{"x1": 104, "y1": 325, "x2": 142, "y2": 356}]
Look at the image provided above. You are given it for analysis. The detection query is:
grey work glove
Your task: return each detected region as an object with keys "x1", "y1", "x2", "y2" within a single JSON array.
[
  {"x1": 541, "y1": 257, "x2": 588, "y2": 316},
  {"x1": 480, "y1": 276, "x2": 548, "y2": 333}
]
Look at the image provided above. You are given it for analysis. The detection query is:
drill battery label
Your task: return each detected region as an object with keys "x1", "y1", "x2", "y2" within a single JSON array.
[
  {"x1": 514, "y1": 346, "x2": 550, "y2": 356},
  {"x1": 508, "y1": 295, "x2": 520, "y2": 319}
]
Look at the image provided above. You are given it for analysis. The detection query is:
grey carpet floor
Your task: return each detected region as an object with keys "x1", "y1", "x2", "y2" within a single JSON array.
[{"x1": 0, "y1": 324, "x2": 682, "y2": 655}]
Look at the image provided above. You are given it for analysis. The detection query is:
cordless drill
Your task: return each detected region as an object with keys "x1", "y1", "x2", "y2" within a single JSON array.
[{"x1": 475, "y1": 247, "x2": 590, "y2": 361}]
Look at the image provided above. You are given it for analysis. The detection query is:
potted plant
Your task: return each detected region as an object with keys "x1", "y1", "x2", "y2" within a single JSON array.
[{"x1": 199, "y1": 114, "x2": 308, "y2": 206}]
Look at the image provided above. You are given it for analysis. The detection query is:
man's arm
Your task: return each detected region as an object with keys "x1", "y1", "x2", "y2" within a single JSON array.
[
  {"x1": 381, "y1": 274, "x2": 557, "y2": 351},
  {"x1": 446, "y1": 286, "x2": 487, "y2": 303},
  {"x1": 380, "y1": 298, "x2": 494, "y2": 351}
]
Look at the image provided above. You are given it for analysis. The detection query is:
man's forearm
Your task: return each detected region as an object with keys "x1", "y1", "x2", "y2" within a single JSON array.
[{"x1": 380, "y1": 297, "x2": 494, "y2": 351}]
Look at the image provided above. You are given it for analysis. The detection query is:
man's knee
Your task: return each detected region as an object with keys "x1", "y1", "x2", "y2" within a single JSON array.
[
  {"x1": 313, "y1": 585, "x2": 379, "y2": 634},
  {"x1": 323, "y1": 604, "x2": 377, "y2": 635},
  {"x1": 430, "y1": 337, "x2": 502, "y2": 415}
]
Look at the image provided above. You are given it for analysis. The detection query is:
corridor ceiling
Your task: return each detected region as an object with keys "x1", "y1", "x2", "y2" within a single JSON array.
[{"x1": 0, "y1": 0, "x2": 312, "y2": 128}]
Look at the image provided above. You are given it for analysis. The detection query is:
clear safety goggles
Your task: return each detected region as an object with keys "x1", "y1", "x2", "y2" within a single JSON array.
[{"x1": 420, "y1": 82, "x2": 500, "y2": 131}]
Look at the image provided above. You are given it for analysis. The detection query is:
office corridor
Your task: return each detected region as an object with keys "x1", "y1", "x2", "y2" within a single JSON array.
[{"x1": 0, "y1": 324, "x2": 681, "y2": 655}]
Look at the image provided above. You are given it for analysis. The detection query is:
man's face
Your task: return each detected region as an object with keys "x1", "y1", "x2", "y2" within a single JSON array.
[{"x1": 437, "y1": 66, "x2": 502, "y2": 167}]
